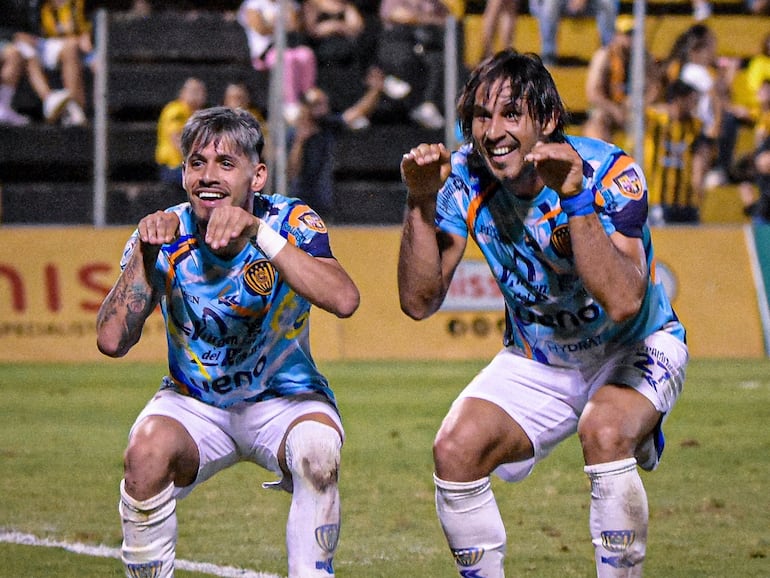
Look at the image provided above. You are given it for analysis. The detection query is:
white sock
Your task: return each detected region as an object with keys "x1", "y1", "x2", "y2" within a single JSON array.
[
  {"x1": 584, "y1": 458, "x2": 647, "y2": 577},
  {"x1": 285, "y1": 421, "x2": 342, "y2": 577},
  {"x1": 119, "y1": 480, "x2": 177, "y2": 578},
  {"x1": 434, "y1": 474, "x2": 506, "y2": 578}
]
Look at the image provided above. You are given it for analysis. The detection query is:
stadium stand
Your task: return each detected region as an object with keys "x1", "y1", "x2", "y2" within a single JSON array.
[{"x1": 0, "y1": 4, "x2": 766, "y2": 224}]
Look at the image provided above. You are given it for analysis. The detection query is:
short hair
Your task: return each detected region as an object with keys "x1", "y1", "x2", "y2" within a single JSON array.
[
  {"x1": 456, "y1": 49, "x2": 568, "y2": 145},
  {"x1": 181, "y1": 106, "x2": 265, "y2": 163}
]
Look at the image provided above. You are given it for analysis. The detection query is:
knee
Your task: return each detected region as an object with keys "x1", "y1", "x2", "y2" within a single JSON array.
[
  {"x1": 578, "y1": 415, "x2": 635, "y2": 462},
  {"x1": 285, "y1": 421, "x2": 341, "y2": 493},
  {"x1": 123, "y1": 440, "x2": 174, "y2": 499},
  {"x1": 433, "y1": 429, "x2": 465, "y2": 472},
  {"x1": 123, "y1": 417, "x2": 195, "y2": 498}
]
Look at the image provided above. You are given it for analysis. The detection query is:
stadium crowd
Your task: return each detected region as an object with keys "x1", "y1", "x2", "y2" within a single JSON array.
[{"x1": 1, "y1": 0, "x2": 768, "y2": 225}]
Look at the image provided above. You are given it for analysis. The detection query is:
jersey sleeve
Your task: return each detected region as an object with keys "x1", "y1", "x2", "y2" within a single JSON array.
[
  {"x1": 435, "y1": 149, "x2": 474, "y2": 238},
  {"x1": 118, "y1": 231, "x2": 139, "y2": 271},
  {"x1": 595, "y1": 152, "x2": 649, "y2": 239},
  {"x1": 282, "y1": 200, "x2": 335, "y2": 258}
]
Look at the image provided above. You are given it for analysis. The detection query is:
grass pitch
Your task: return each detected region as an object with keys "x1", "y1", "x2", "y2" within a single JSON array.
[{"x1": 0, "y1": 359, "x2": 768, "y2": 577}]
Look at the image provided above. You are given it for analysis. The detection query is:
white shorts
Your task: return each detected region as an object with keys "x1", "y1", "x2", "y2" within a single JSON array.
[
  {"x1": 130, "y1": 390, "x2": 343, "y2": 499},
  {"x1": 40, "y1": 38, "x2": 65, "y2": 70},
  {"x1": 456, "y1": 330, "x2": 688, "y2": 482}
]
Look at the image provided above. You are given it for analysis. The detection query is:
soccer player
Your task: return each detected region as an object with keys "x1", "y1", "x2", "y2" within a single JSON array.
[
  {"x1": 96, "y1": 106, "x2": 360, "y2": 578},
  {"x1": 397, "y1": 49, "x2": 688, "y2": 577}
]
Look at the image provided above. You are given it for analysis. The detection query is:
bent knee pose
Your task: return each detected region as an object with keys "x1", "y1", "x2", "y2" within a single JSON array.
[
  {"x1": 97, "y1": 106, "x2": 360, "y2": 578},
  {"x1": 397, "y1": 49, "x2": 687, "y2": 577}
]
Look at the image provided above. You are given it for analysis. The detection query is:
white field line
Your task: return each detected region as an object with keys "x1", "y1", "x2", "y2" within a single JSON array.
[{"x1": 0, "y1": 529, "x2": 284, "y2": 578}]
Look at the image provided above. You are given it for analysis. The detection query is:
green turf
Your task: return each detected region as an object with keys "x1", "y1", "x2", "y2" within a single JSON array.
[{"x1": 0, "y1": 359, "x2": 768, "y2": 577}]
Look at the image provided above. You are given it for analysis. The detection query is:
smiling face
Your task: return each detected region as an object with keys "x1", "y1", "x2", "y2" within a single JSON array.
[
  {"x1": 182, "y1": 136, "x2": 267, "y2": 224},
  {"x1": 471, "y1": 78, "x2": 556, "y2": 194}
]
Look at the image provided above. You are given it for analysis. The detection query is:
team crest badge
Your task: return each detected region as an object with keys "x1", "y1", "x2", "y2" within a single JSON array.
[
  {"x1": 315, "y1": 523, "x2": 340, "y2": 553},
  {"x1": 601, "y1": 529, "x2": 636, "y2": 552},
  {"x1": 451, "y1": 547, "x2": 485, "y2": 566},
  {"x1": 613, "y1": 169, "x2": 644, "y2": 200},
  {"x1": 244, "y1": 259, "x2": 276, "y2": 296},
  {"x1": 550, "y1": 224, "x2": 572, "y2": 258},
  {"x1": 125, "y1": 561, "x2": 162, "y2": 578},
  {"x1": 299, "y1": 211, "x2": 327, "y2": 233}
]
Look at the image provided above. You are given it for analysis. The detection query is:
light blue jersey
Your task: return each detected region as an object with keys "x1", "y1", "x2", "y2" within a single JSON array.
[
  {"x1": 119, "y1": 194, "x2": 336, "y2": 409},
  {"x1": 436, "y1": 137, "x2": 686, "y2": 367}
]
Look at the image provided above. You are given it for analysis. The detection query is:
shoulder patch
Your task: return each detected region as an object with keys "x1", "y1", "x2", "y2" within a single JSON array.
[
  {"x1": 298, "y1": 210, "x2": 327, "y2": 233},
  {"x1": 613, "y1": 168, "x2": 644, "y2": 201}
]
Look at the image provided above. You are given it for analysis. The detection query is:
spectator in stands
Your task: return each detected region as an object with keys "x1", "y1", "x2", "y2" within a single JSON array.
[
  {"x1": 735, "y1": 80, "x2": 770, "y2": 221},
  {"x1": 746, "y1": 33, "x2": 770, "y2": 111},
  {"x1": 583, "y1": 14, "x2": 660, "y2": 144},
  {"x1": 663, "y1": 23, "x2": 741, "y2": 189},
  {"x1": 2, "y1": 0, "x2": 73, "y2": 125},
  {"x1": 645, "y1": 79, "x2": 710, "y2": 225},
  {"x1": 129, "y1": 0, "x2": 152, "y2": 17},
  {"x1": 238, "y1": 0, "x2": 317, "y2": 124},
  {"x1": 376, "y1": 0, "x2": 448, "y2": 130},
  {"x1": 0, "y1": 34, "x2": 30, "y2": 125},
  {"x1": 748, "y1": 129, "x2": 770, "y2": 223},
  {"x1": 156, "y1": 77, "x2": 207, "y2": 191},
  {"x1": 302, "y1": 0, "x2": 367, "y2": 111},
  {"x1": 222, "y1": 80, "x2": 272, "y2": 161},
  {"x1": 287, "y1": 66, "x2": 384, "y2": 220},
  {"x1": 691, "y1": 0, "x2": 712, "y2": 21},
  {"x1": 13, "y1": 0, "x2": 91, "y2": 127},
  {"x1": 746, "y1": 0, "x2": 770, "y2": 14},
  {"x1": 222, "y1": 80, "x2": 263, "y2": 120},
  {"x1": 480, "y1": 0, "x2": 519, "y2": 59},
  {"x1": 530, "y1": 0, "x2": 619, "y2": 66}
]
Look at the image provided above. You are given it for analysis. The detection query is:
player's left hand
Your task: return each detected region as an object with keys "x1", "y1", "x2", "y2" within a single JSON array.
[
  {"x1": 525, "y1": 141, "x2": 584, "y2": 198},
  {"x1": 204, "y1": 206, "x2": 259, "y2": 251}
]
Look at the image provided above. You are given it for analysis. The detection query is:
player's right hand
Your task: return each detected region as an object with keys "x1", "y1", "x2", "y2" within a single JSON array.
[
  {"x1": 137, "y1": 211, "x2": 180, "y2": 246},
  {"x1": 400, "y1": 143, "x2": 452, "y2": 204}
]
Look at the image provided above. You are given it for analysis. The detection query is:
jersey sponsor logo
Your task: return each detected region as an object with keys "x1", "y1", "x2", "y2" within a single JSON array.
[
  {"x1": 513, "y1": 302, "x2": 600, "y2": 329},
  {"x1": 460, "y1": 571, "x2": 487, "y2": 578},
  {"x1": 452, "y1": 546, "x2": 485, "y2": 567},
  {"x1": 601, "y1": 555, "x2": 637, "y2": 568},
  {"x1": 315, "y1": 557, "x2": 335, "y2": 574},
  {"x1": 187, "y1": 353, "x2": 267, "y2": 395},
  {"x1": 550, "y1": 224, "x2": 572, "y2": 258},
  {"x1": 545, "y1": 334, "x2": 603, "y2": 354},
  {"x1": 613, "y1": 168, "x2": 644, "y2": 201},
  {"x1": 244, "y1": 259, "x2": 275, "y2": 296}
]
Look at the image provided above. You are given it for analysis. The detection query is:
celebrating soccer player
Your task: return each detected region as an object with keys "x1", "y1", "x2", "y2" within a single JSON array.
[
  {"x1": 397, "y1": 49, "x2": 688, "y2": 577},
  {"x1": 97, "y1": 106, "x2": 359, "y2": 578}
]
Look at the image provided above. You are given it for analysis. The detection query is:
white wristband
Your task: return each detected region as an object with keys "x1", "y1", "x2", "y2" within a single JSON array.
[{"x1": 255, "y1": 220, "x2": 287, "y2": 259}]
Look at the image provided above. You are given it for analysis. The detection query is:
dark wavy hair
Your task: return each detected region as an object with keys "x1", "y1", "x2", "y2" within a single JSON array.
[{"x1": 456, "y1": 49, "x2": 568, "y2": 146}]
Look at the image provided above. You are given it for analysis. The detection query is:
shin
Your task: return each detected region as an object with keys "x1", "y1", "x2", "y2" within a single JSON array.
[
  {"x1": 285, "y1": 421, "x2": 342, "y2": 577},
  {"x1": 584, "y1": 458, "x2": 647, "y2": 577},
  {"x1": 435, "y1": 475, "x2": 507, "y2": 578},
  {"x1": 119, "y1": 480, "x2": 177, "y2": 578}
]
